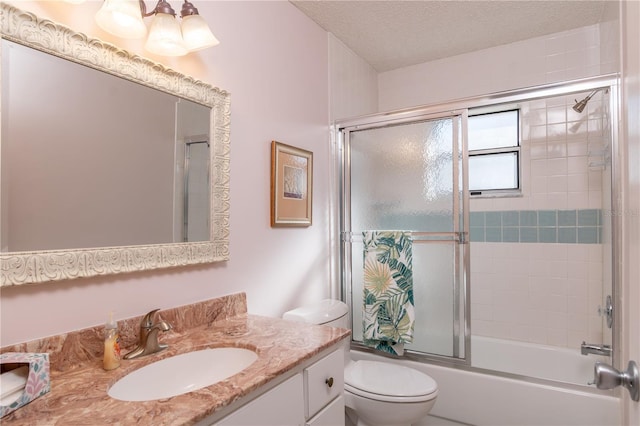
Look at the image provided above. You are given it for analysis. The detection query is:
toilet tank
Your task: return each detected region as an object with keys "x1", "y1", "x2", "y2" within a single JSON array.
[{"x1": 283, "y1": 299, "x2": 349, "y2": 329}]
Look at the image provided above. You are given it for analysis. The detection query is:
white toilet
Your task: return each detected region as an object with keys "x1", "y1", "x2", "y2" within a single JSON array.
[{"x1": 283, "y1": 299, "x2": 438, "y2": 426}]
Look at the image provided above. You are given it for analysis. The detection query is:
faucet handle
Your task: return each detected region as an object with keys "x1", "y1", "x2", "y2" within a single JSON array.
[{"x1": 141, "y1": 309, "x2": 161, "y2": 328}]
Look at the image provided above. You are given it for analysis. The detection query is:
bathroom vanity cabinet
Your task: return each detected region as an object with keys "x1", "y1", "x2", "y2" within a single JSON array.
[
  {"x1": 0, "y1": 294, "x2": 351, "y2": 425},
  {"x1": 214, "y1": 349, "x2": 344, "y2": 426}
]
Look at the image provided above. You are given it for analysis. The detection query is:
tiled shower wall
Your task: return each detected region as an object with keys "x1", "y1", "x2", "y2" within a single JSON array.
[
  {"x1": 471, "y1": 243, "x2": 604, "y2": 348},
  {"x1": 470, "y1": 92, "x2": 611, "y2": 349},
  {"x1": 331, "y1": 17, "x2": 619, "y2": 350}
]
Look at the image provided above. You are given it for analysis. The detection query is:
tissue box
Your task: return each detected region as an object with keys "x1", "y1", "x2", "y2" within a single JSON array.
[{"x1": 0, "y1": 353, "x2": 50, "y2": 418}]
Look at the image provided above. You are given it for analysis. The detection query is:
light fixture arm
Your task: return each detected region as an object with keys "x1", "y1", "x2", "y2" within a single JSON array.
[
  {"x1": 180, "y1": 1, "x2": 200, "y2": 17},
  {"x1": 139, "y1": 0, "x2": 177, "y2": 18}
]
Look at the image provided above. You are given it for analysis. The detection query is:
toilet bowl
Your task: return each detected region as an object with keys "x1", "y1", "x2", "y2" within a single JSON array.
[
  {"x1": 344, "y1": 360, "x2": 438, "y2": 426},
  {"x1": 283, "y1": 299, "x2": 438, "y2": 426}
]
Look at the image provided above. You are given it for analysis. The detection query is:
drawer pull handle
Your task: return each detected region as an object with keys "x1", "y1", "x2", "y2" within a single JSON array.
[{"x1": 326, "y1": 377, "x2": 334, "y2": 388}]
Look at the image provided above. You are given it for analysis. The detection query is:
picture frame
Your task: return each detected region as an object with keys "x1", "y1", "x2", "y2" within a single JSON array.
[{"x1": 271, "y1": 141, "x2": 313, "y2": 227}]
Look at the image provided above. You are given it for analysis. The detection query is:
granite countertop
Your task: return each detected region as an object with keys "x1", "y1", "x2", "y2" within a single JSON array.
[{"x1": 1, "y1": 294, "x2": 350, "y2": 425}]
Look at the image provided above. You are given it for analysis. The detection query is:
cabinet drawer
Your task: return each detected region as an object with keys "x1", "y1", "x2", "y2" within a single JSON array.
[
  {"x1": 306, "y1": 395, "x2": 344, "y2": 426},
  {"x1": 305, "y1": 350, "x2": 344, "y2": 418}
]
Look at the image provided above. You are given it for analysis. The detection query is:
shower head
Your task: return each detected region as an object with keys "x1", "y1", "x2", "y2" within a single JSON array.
[{"x1": 572, "y1": 89, "x2": 602, "y2": 113}]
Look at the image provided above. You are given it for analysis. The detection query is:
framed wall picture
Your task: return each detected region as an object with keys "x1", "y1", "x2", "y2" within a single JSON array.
[{"x1": 271, "y1": 141, "x2": 313, "y2": 227}]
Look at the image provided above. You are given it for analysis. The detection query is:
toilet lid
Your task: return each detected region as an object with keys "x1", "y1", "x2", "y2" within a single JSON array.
[{"x1": 345, "y1": 360, "x2": 438, "y2": 400}]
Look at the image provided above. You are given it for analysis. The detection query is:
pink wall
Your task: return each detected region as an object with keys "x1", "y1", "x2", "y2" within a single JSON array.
[{"x1": 0, "y1": 1, "x2": 330, "y2": 346}]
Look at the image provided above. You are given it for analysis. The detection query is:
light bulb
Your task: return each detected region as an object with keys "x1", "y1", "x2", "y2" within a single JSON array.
[
  {"x1": 144, "y1": 12, "x2": 188, "y2": 57},
  {"x1": 95, "y1": 0, "x2": 147, "y2": 39},
  {"x1": 181, "y1": 14, "x2": 219, "y2": 51}
]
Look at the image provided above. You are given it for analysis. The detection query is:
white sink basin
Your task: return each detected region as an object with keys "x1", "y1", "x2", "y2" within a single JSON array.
[{"x1": 108, "y1": 347, "x2": 258, "y2": 401}]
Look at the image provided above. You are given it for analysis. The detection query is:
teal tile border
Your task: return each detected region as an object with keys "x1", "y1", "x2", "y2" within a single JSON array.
[
  {"x1": 469, "y1": 209, "x2": 602, "y2": 244},
  {"x1": 538, "y1": 210, "x2": 557, "y2": 226}
]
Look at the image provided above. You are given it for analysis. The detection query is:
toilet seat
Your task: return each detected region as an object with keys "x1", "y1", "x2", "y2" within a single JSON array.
[{"x1": 344, "y1": 360, "x2": 438, "y2": 403}]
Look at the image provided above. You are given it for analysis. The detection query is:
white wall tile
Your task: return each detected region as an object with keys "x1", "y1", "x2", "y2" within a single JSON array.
[
  {"x1": 378, "y1": 22, "x2": 617, "y2": 353},
  {"x1": 568, "y1": 156, "x2": 589, "y2": 173},
  {"x1": 547, "y1": 328, "x2": 568, "y2": 346},
  {"x1": 568, "y1": 295, "x2": 589, "y2": 315},
  {"x1": 568, "y1": 261, "x2": 589, "y2": 279},
  {"x1": 527, "y1": 327, "x2": 548, "y2": 344},
  {"x1": 531, "y1": 159, "x2": 548, "y2": 176},
  {"x1": 568, "y1": 331, "x2": 587, "y2": 348},
  {"x1": 568, "y1": 313, "x2": 589, "y2": 331},
  {"x1": 530, "y1": 142, "x2": 548, "y2": 159},
  {"x1": 548, "y1": 294, "x2": 568, "y2": 312},
  {"x1": 567, "y1": 191, "x2": 590, "y2": 208},
  {"x1": 545, "y1": 34, "x2": 567, "y2": 55},
  {"x1": 528, "y1": 292, "x2": 548, "y2": 311},
  {"x1": 547, "y1": 192, "x2": 568, "y2": 208},
  {"x1": 549, "y1": 278, "x2": 569, "y2": 295},
  {"x1": 471, "y1": 303, "x2": 493, "y2": 321},
  {"x1": 547, "y1": 141, "x2": 568, "y2": 158},
  {"x1": 547, "y1": 106, "x2": 568, "y2": 125},
  {"x1": 547, "y1": 158, "x2": 569, "y2": 175},
  {"x1": 472, "y1": 288, "x2": 493, "y2": 305},
  {"x1": 548, "y1": 175, "x2": 569, "y2": 191},
  {"x1": 589, "y1": 190, "x2": 603, "y2": 208},
  {"x1": 567, "y1": 48, "x2": 589, "y2": 71},
  {"x1": 567, "y1": 140, "x2": 588, "y2": 157},
  {"x1": 568, "y1": 279, "x2": 589, "y2": 298}
]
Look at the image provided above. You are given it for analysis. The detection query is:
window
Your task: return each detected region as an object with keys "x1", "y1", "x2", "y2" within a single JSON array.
[{"x1": 468, "y1": 109, "x2": 520, "y2": 195}]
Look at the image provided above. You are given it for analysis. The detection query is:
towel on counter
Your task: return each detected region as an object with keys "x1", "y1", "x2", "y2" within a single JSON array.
[{"x1": 362, "y1": 230, "x2": 414, "y2": 356}]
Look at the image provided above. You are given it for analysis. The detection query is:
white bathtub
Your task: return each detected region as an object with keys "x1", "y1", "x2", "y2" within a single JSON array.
[
  {"x1": 350, "y1": 339, "x2": 621, "y2": 426},
  {"x1": 470, "y1": 335, "x2": 609, "y2": 385}
]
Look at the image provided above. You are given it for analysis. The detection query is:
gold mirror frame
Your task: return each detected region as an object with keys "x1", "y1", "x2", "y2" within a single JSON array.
[{"x1": 0, "y1": 3, "x2": 230, "y2": 286}]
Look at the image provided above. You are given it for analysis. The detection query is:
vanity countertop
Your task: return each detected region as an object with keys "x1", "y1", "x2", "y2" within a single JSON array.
[{"x1": 0, "y1": 295, "x2": 350, "y2": 425}]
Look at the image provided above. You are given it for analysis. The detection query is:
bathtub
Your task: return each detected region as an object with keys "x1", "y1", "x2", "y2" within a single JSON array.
[
  {"x1": 350, "y1": 337, "x2": 621, "y2": 426},
  {"x1": 470, "y1": 335, "x2": 610, "y2": 385}
]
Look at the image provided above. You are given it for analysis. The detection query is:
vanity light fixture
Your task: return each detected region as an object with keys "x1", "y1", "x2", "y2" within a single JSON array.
[{"x1": 94, "y1": 0, "x2": 219, "y2": 56}]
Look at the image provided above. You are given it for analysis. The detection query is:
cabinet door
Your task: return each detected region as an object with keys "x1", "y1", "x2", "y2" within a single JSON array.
[
  {"x1": 304, "y1": 350, "x2": 344, "y2": 419},
  {"x1": 215, "y1": 374, "x2": 304, "y2": 426},
  {"x1": 306, "y1": 395, "x2": 345, "y2": 426}
]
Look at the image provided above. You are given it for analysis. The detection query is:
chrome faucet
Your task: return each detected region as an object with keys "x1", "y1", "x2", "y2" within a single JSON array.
[
  {"x1": 124, "y1": 309, "x2": 172, "y2": 360},
  {"x1": 581, "y1": 341, "x2": 612, "y2": 357}
]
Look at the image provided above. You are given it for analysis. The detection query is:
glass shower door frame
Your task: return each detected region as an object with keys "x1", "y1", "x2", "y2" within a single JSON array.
[
  {"x1": 334, "y1": 73, "x2": 622, "y2": 381},
  {"x1": 338, "y1": 109, "x2": 471, "y2": 365}
]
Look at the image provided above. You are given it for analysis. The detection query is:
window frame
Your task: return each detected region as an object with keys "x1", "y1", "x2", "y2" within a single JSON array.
[{"x1": 468, "y1": 108, "x2": 521, "y2": 198}]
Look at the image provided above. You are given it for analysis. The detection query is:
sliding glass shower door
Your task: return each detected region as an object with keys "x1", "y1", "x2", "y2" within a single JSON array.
[{"x1": 341, "y1": 111, "x2": 469, "y2": 361}]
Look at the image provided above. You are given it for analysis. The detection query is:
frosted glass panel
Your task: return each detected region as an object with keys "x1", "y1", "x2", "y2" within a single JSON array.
[
  {"x1": 406, "y1": 243, "x2": 456, "y2": 356},
  {"x1": 350, "y1": 241, "x2": 456, "y2": 357},
  {"x1": 347, "y1": 116, "x2": 463, "y2": 359},
  {"x1": 350, "y1": 241, "x2": 365, "y2": 342},
  {"x1": 350, "y1": 120, "x2": 454, "y2": 232}
]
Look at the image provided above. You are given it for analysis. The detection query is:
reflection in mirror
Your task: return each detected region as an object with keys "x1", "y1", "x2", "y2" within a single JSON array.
[
  {"x1": 0, "y1": 3, "x2": 230, "y2": 286},
  {"x1": 1, "y1": 40, "x2": 210, "y2": 252}
]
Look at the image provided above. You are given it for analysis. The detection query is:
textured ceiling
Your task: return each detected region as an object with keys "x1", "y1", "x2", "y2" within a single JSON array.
[{"x1": 291, "y1": 0, "x2": 612, "y2": 72}]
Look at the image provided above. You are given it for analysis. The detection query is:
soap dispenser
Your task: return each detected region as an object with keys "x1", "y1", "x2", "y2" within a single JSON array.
[{"x1": 103, "y1": 312, "x2": 121, "y2": 371}]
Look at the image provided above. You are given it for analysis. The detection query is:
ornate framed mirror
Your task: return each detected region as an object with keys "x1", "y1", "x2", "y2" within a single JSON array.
[{"x1": 0, "y1": 3, "x2": 230, "y2": 286}]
